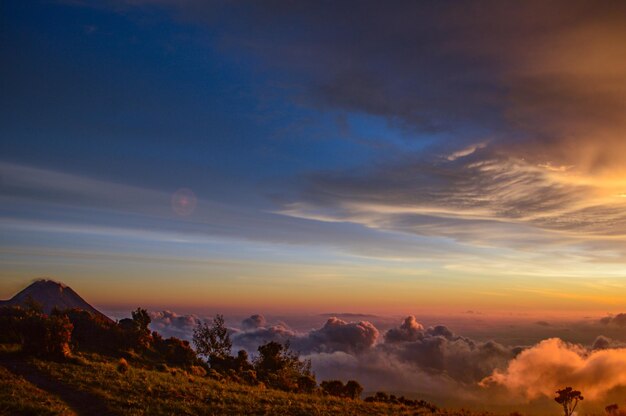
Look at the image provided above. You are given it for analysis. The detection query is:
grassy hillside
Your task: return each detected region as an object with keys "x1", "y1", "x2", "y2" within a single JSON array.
[
  {"x1": 0, "y1": 365, "x2": 73, "y2": 416},
  {"x1": 0, "y1": 351, "x2": 492, "y2": 416}
]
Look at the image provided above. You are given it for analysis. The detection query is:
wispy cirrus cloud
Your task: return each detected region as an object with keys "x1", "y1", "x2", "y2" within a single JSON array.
[{"x1": 280, "y1": 147, "x2": 626, "y2": 257}]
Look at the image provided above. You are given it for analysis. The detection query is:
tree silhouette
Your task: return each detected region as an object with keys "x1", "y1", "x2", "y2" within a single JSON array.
[
  {"x1": 131, "y1": 308, "x2": 151, "y2": 332},
  {"x1": 344, "y1": 380, "x2": 364, "y2": 399},
  {"x1": 254, "y1": 341, "x2": 313, "y2": 391},
  {"x1": 320, "y1": 380, "x2": 345, "y2": 397},
  {"x1": 193, "y1": 314, "x2": 232, "y2": 361},
  {"x1": 555, "y1": 387, "x2": 584, "y2": 416}
]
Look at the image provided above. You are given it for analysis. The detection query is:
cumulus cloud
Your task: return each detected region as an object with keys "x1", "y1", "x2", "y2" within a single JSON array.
[
  {"x1": 381, "y1": 317, "x2": 517, "y2": 384},
  {"x1": 149, "y1": 310, "x2": 200, "y2": 340},
  {"x1": 241, "y1": 314, "x2": 266, "y2": 330},
  {"x1": 146, "y1": 311, "x2": 626, "y2": 407},
  {"x1": 592, "y1": 335, "x2": 612, "y2": 350},
  {"x1": 303, "y1": 317, "x2": 379, "y2": 354},
  {"x1": 231, "y1": 314, "x2": 517, "y2": 390},
  {"x1": 384, "y1": 315, "x2": 424, "y2": 343},
  {"x1": 232, "y1": 315, "x2": 379, "y2": 355},
  {"x1": 231, "y1": 323, "x2": 296, "y2": 352},
  {"x1": 482, "y1": 338, "x2": 626, "y2": 400}
]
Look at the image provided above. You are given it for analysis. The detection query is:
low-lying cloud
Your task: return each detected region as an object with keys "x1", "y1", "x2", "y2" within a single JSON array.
[
  {"x1": 600, "y1": 313, "x2": 626, "y2": 327},
  {"x1": 150, "y1": 311, "x2": 626, "y2": 406},
  {"x1": 482, "y1": 338, "x2": 626, "y2": 400},
  {"x1": 149, "y1": 310, "x2": 200, "y2": 340}
]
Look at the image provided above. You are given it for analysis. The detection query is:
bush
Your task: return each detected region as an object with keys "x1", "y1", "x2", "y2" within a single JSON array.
[
  {"x1": 117, "y1": 358, "x2": 129, "y2": 373},
  {"x1": 319, "y1": 379, "x2": 362, "y2": 398},
  {"x1": 21, "y1": 313, "x2": 73, "y2": 359},
  {"x1": 297, "y1": 375, "x2": 317, "y2": 394},
  {"x1": 241, "y1": 369, "x2": 259, "y2": 385},
  {"x1": 254, "y1": 341, "x2": 313, "y2": 391},
  {"x1": 154, "y1": 336, "x2": 197, "y2": 367},
  {"x1": 0, "y1": 306, "x2": 29, "y2": 344},
  {"x1": 320, "y1": 380, "x2": 345, "y2": 397},
  {"x1": 60, "y1": 308, "x2": 118, "y2": 353},
  {"x1": 117, "y1": 308, "x2": 152, "y2": 352},
  {"x1": 190, "y1": 365, "x2": 207, "y2": 377},
  {"x1": 344, "y1": 380, "x2": 363, "y2": 399},
  {"x1": 208, "y1": 369, "x2": 223, "y2": 381}
]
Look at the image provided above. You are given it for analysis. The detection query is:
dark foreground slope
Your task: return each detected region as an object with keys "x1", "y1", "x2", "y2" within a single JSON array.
[{"x1": 0, "y1": 351, "x2": 493, "y2": 416}]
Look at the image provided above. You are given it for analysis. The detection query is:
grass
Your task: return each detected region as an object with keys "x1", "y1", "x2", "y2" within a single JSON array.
[
  {"x1": 0, "y1": 365, "x2": 74, "y2": 416},
  {"x1": 0, "y1": 350, "x2": 496, "y2": 416}
]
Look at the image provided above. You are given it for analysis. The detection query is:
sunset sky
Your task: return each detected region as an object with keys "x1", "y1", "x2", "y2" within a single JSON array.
[{"x1": 2, "y1": 0, "x2": 626, "y2": 315}]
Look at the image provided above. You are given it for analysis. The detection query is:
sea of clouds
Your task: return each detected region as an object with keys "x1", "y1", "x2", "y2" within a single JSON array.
[{"x1": 146, "y1": 310, "x2": 626, "y2": 410}]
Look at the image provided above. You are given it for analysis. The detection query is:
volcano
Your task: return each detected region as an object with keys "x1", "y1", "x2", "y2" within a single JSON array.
[{"x1": 0, "y1": 279, "x2": 112, "y2": 322}]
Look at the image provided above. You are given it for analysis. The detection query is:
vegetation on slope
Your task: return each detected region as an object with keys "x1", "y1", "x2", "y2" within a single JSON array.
[
  {"x1": 0, "y1": 364, "x2": 73, "y2": 416},
  {"x1": 1, "y1": 351, "x2": 491, "y2": 416}
]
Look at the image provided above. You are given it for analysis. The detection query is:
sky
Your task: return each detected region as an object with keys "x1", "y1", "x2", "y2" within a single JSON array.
[{"x1": 2, "y1": 0, "x2": 626, "y2": 317}]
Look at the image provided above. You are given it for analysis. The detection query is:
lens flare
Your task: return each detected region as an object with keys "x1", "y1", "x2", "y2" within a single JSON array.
[{"x1": 171, "y1": 188, "x2": 197, "y2": 216}]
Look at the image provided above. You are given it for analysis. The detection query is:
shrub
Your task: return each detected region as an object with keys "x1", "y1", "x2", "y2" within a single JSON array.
[
  {"x1": 605, "y1": 404, "x2": 625, "y2": 416},
  {"x1": 190, "y1": 365, "x2": 207, "y2": 377},
  {"x1": 20, "y1": 313, "x2": 73, "y2": 359},
  {"x1": 60, "y1": 308, "x2": 119, "y2": 353},
  {"x1": 208, "y1": 369, "x2": 223, "y2": 381},
  {"x1": 320, "y1": 380, "x2": 345, "y2": 397},
  {"x1": 158, "y1": 337, "x2": 197, "y2": 367},
  {"x1": 254, "y1": 341, "x2": 313, "y2": 391},
  {"x1": 319, "y1": 379, "x2": 362, "y2": 399},
  {"x1": 297, "y1": 375, "x2": 317, "y2": 394},
  {"x1": 116, "y1": 308, "x2": 153, "y2": 352},
  {"x1": 241, "y1": 369, "x2": 259, "y2": 385},
  {"x1": 117, "y1": 358, "x2": 129, "y2": 373},
  {"x1": 344, "y1": 380, "x2": 363, "y2": 399},
  {"x1": 0, "y1": 306, "x2": 29, "y2": 344}
]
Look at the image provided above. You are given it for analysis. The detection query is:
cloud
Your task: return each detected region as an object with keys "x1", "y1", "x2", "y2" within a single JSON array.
[
  {"x1": 232, "y1": 315, "x2": 379, "y2": 355},
  {"x1": 241, "y1": 314, "x2": 266, "y2": 330},
  {"x1": 149, "y1": 310, "x2": 200, "y2": 340},
  {"x1": 381, "y1": 317, "x2": 517, "y2": 384},
  {"x1": 0, "y1": 162, "x2": 465, "y2": 262},
  {"x1": 232, "y1": 314, "x2": 515, "y2": 389},
  {"x1": 98, "y1": 0, "x2": 626, "y2": 265},
  {"x1": 122, "y1": 1, "x2": 626, "y2": 172},
  {"x1": 143, "y1": 311, "x2": 626, "y2": 408},
  {"x1": 231, "y1": 323, "x2": 296, "y2": 353},
  {"x1": 384, "y1": 315, "x2": 424, "y2": 343},
  {"x1": 600, "y1": 314, "x2": 626, "y2": 327},
  {"x1": 481, "y1": 338, "x2": 626, "y2": 400},
  {"x1": 592, "y1": 335, "x2": 612, "y2": 351},
  {"x1": 303, "y1": 317, "x2": 379, "y2": 354},
  {"x1": 281, "y1": 145, "x2": 626, "y2": 264}
]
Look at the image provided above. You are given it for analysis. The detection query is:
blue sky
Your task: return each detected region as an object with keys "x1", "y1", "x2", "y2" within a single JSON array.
[{"x1": 2, "y1": 0, "x2": 626, "y2": 314}]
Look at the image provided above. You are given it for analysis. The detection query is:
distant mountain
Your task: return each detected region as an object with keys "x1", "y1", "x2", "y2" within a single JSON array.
[{"x1": 0, "y1": 279, "x2": 112, "y2": 322}]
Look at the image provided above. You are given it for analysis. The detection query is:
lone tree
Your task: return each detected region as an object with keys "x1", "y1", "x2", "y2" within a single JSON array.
[
  {"x1": 131, "y1": 308, "x2": 151, "y2": 332},
  {"x1": 254, "y1": 341, "x2": 313, "y2": 391},
  {"x1": 193, "y1": 314, "x2": 232, "y2": 362},
  {"x1": 344, "y1": 380, "x2": 364, "y2": 399},
  {"x1": 555, "y1": 387, "x2": 584, "y2": 416}
]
